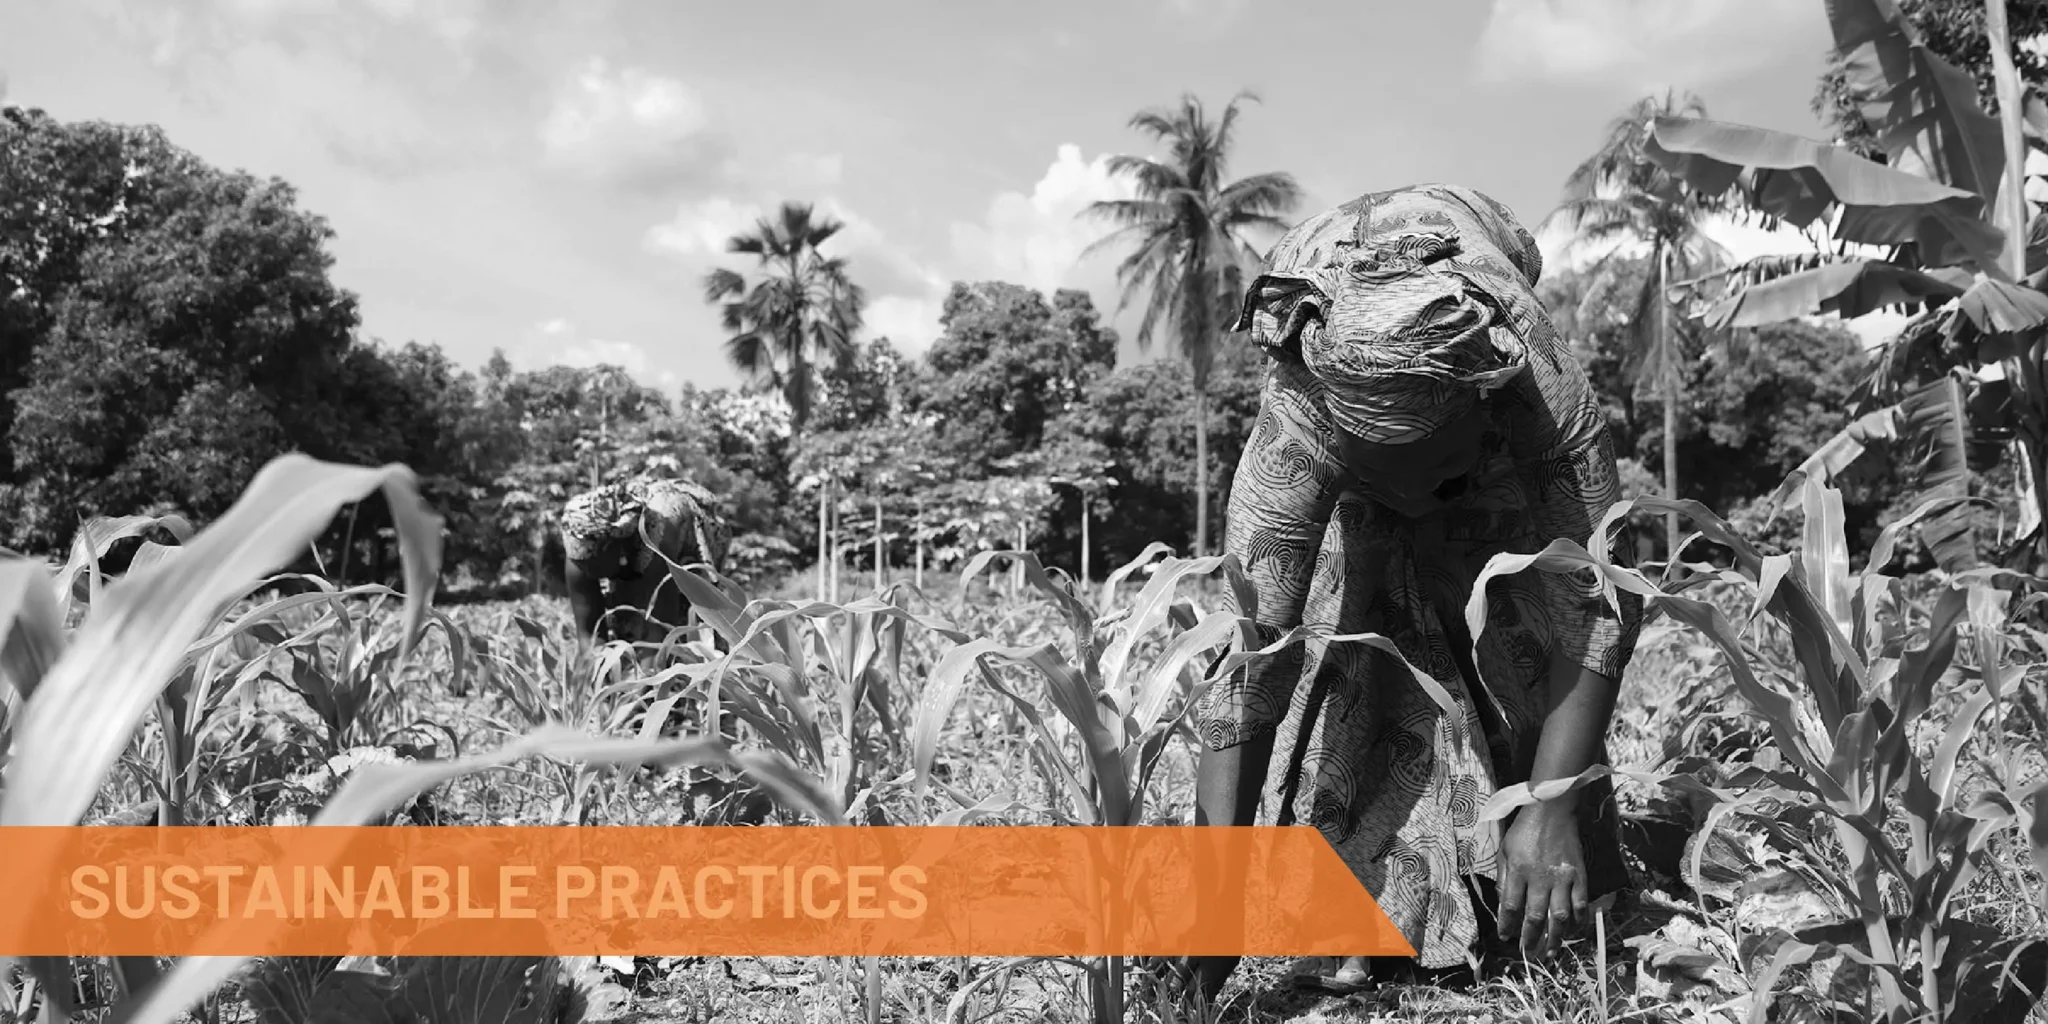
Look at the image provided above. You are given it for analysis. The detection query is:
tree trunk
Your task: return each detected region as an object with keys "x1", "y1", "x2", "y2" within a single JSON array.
[
  {"x1": 873, "y1": 493, "x2": 884, "y2": 591},
  {"x1": 817, "y1": 478, "x2": 830, "y2": 602},
  {"x1": 1659, "y1": 255, "x2": 1681, "y2": 560},
  {"x1": 1014, "y1": 523, "x2": 1026, "y2": 596},
  {"x1": 830, "y1": 485, "x2": 842, "y2": 604},
  {"x1": 915, "y1": 497, "x2": 926, "y2": 590},
  {"x1": 1194, "y1": 387, "x2": 1211, "y2": 557}
]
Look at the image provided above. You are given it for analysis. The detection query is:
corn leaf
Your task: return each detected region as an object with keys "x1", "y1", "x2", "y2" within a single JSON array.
[
  {"x1": 114, "y1": 727, "x2": 730, "y2": 1024},
  {"x1": 1799, "y1": 476, "x2": 1855, "y2": 642},
  {"x1": 55, "y1": 513, "x2": 194, "y2": 620},
  {"x1": 1100, "y1": 543, "x2": 1174, "y2": 614},
  {"x1": 1129, "y1": 610, "x2": 1247, "y2": 736},
  {"x1": 911, "y1": 637, "x2": 1131, "y2": 825},
  {"x1": 1, "y1": 456, "x2": 442, "y2": 831},
  {"x1": 1774, "y1": 376, "x2": 1977, "y2": 571},
  {"x1": 1097, "y1": 554, "x2": 1234, "y2": 698},
  {"x1": 386, "y1": 954, "x2": 571, "y2": 1024},
  {"x1": 961, "y1": 550, "x2": 1095, "y2": 644},
  {"x1": 0, "y1": 557, "x2": 66, "y2": 703}
]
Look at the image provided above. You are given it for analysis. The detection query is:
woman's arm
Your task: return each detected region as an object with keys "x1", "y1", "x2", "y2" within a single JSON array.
[
  {"x1": 1498, "y1": 421, "x2": 1644, "y2": 955},
  {"x1": 1524, "y1": 424, "x2": 1643, "y2": 764},
  {"x1": 1198, "y1": 360, "x2": 1346, "y2": 827}
]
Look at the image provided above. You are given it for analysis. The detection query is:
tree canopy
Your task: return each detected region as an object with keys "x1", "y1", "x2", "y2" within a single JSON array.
[{"x1": 0, "y1": 103, "x2": 1888, "y2": 594}]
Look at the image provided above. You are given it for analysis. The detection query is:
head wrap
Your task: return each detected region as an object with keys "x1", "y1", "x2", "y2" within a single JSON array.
[
  {"x1": 1233, "y1": 184, "x2": 1546, "y2": 444},
  {"x1": 560, "y1": 482, "x2": 640, "y2": 563},
  {"x1": 559, "y1": 476, "x2": 727, "y2": 572}
]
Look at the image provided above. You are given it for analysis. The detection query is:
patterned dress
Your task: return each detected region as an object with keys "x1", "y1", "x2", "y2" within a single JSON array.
[
  {"x1": 1197, "y1": 184, "x2": 1646, "y2": 967},
  {"x1": 560, "y1": 476, "x2": 730, "y2": 578}
]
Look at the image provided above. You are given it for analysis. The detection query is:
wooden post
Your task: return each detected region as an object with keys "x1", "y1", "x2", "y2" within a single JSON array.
[
  {"x1": 1080, "y1": 494, "x2": 1091, "y2": 585},
  {"x1": 1014, "y1": 522, "x2": 1026, "y2": 596},
  {"x1": 817, "y1": 478, "x2": 829, "y2": 602},
  {"x1": 830, "y1": 480, "x2": 842, "y2": 604}
]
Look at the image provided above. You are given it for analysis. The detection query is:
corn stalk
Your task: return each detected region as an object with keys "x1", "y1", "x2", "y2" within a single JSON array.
[{"x1": 1478, "y1": 482, "x2": 2048, "y2": 1022}]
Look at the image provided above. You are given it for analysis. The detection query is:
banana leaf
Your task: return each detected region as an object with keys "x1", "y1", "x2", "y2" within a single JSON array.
[
  {"x1": 1771, "y1": 374, "x2": 1978, "y2": 571},
  {"x1": 1826, "y1": 0, "x2": 2008, "y2": 206},
  {"x1": 1645, "y1": 117, "x2": 2005, "y2": 272},
  {"x1": 1955, "y1": 276, "x2": 2048, "y2": 334},
  {"x1": 1702, "y1": 258, "x2": 1971, "y2": 328},
  {"x1": 1646, "y1": 116, "x2": 1998, "y2": 274}
]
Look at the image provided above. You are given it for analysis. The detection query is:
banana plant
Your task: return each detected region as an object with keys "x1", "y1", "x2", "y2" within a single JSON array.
[{"x1": 1646, "y1": 0, "x2": 2048, "y2": 567}]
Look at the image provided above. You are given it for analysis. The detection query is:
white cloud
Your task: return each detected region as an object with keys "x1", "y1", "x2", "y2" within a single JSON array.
[
  {"x1": 518, "y1": 319, "x2": 679, "y2": 391},
  {"x1": 1158, "y1": 0, "x2": 1250, "y2": 23},
  {"x1": 783, "y1": 152, "x2": 844, "y2": 188},
  {"x1": 196, "y1": 0, "x2": 478, "y2": 46},
  {"x1": 1473, "y1": 0, "x2": 1822, "y2": 89},
  {"x1": 862, "y1": 294, "x2": 949, "y2": 351},
  {"x1": 641, "y1": 144, "x2": 1147, "y2": 357},
  {"x1": 78, "y1": 0, "x2": 478, "y2": 168},
  {"x1": 949, "y1": 143, "x2": 1134, "y2": 296},
  {"x1": 645, "y1": 193, "x2": 950, "y2": 348},
  {"x1": 642, "y1": 197, "x2": 764, "y2": 258},
  {"x1": 538, "y1": 59, "x2": 724, "y2": 184}
]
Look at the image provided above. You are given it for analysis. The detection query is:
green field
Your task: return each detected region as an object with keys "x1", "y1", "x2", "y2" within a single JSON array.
[{"x1": 5, "y1": 461, "x2": 2043, "y2": 1024}]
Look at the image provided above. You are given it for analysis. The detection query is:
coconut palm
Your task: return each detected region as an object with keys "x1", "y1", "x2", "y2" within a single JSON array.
[
  {"x1": 1543, "y1": 89, "x2": 1734, "y2": 558},
  {"x1": 1081, "y1": 91, "x2": 1302, "y2": 557},
  {"x1": 703, "y1": 201, "x2": 866, "y2": 437}
]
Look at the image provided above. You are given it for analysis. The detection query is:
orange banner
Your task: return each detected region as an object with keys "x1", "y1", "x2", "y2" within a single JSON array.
[{"x1": 0, "y1": 826, "x2": 1413, "y2": 958}]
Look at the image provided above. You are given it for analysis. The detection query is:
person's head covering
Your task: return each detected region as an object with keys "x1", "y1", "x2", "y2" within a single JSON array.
[
  {"x1": 559, "y1": 480, "x2": 645, "y2": 564},
  {"x1": 1232, "y1": 184, "x2": 1546, "y2": 445},
  {"x1": 560, "y1": 476, "x2": 726, "y2": 572}
]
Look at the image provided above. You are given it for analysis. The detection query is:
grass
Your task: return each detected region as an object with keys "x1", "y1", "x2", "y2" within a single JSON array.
[{"x1": 1, "y1": 456, "x2": 2045, "y2": 1024}]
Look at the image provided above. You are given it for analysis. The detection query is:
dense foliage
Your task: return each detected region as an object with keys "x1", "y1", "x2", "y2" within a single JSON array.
[
  {"x1": 0, "y1": 104, "x2": 1882, "y2": 596},
  {"x1": 5, "y1": 15, "x2": 2048, "y2": 1022}
]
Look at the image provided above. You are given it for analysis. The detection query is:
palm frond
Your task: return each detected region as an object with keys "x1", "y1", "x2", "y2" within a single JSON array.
[
  {"x1": 702, "y1": 267, "x2": 747, "y2": 304},
  {"x1": 1217, "y1": 171, "x2": 1305, "y2": 220}
]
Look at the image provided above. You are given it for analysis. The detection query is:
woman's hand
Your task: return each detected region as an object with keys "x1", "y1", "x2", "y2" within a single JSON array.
[{"x1": 1496, "y1": 801, "x2": 1588, "y2": 961}]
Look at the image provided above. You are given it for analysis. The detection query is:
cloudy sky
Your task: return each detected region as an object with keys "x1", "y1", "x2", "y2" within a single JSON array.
[{"x1": 0, "y1": 0, "x2": 1858, "y2": 393}]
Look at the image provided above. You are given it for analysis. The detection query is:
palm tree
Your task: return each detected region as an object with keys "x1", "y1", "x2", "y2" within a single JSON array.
[
  {"x1": 703, "y1": 201, "x2": 866, "y2": 438},
  {"x1": 1542, "y1": 89, "x2": 1733, "y2": 559},
  {"x1": 1081, "y1": 91, "x2": 1302, "y2": 557}
]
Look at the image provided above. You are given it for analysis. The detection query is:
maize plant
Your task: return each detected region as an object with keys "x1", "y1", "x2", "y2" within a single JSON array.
[
  {"x1": 0, "y1": 454, "x2": 816, "y2": 1024},
  {"x1": 664, "y1": 563, "x2": 953, "y2": 822},
  {"x1": 1477, "y1": 480, "x2": 2048, "y2": 1024},
  {"x1": 906, "y1": 544, "x2": 1445, "y2": 1024}
]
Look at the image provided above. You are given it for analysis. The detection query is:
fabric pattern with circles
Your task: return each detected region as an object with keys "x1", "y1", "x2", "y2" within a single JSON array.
[
  {"x1": 560, "y1": 476, "x2": 731, "y2": 577},
  {"x1": 1199, "y1": 184, "x2": 1646, "y2": 967}
]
